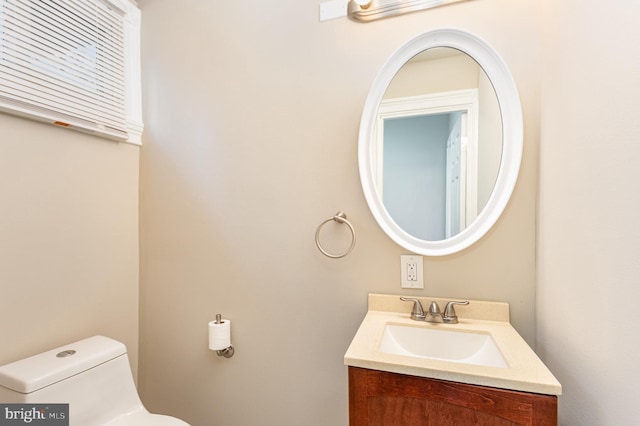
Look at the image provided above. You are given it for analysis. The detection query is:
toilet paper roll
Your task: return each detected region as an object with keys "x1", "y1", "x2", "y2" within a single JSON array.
[{"x1": 208, "y1": 319, "x2": 231, "y2": 350}]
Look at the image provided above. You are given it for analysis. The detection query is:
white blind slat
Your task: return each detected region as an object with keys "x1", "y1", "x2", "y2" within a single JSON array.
[
  {"x1": 0, "y1": 70, "x2": 127, "y2": 128},
  {"x1": 33, "y1": 0, "x2": 126, "y2": 66},
  {"x1": 2, "y1": 38, "x2": 127, "y2": 105},
  {"x1": 0, "y1": 0, "x2": 129, "y2": 139},
  {"x1": 0, "y1": 94, "x2": 128, "y2": 138},
  {"x1": 4, "y1": 2, "x2": 125, "y2": 88},
  {"x1": 8, "y1": 2, "x2": 126, "y2": 75}
]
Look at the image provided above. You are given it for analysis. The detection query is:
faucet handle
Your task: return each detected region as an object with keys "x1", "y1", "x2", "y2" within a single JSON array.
[
  {"x1": 443, "y1": 300, "x2": 469, "y2": 324},
  {"x1": 400, "y1": 297, "x2": 426, "y2": 321}
]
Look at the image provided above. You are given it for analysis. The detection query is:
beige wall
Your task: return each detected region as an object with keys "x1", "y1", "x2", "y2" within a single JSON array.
[
  {"x1": 384, "y1": 54, "x2": 479, "y2": 97},
  {"x1": 138, "y1": 1, "x2": 539, "y2": 424},
  {"x1": 0, "y1": 114, "x2": 140, "y2": 377},
  {"x1": 1, "y1": 1, "x2": 636, "y2": 424},
  {"x1": 537, "y1": 0, "x2": 640, "y2": 424}
]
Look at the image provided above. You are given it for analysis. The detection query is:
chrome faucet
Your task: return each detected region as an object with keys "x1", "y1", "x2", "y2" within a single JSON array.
[
  {"x1": 442, "y1": 300, "x2": 470, "y2": 323},
  {"x1": 399, "y1": 296, "x2": 426, "y2": 321},
  {"x1": 426, "y1": 301, "x2": 444, "y2": 323},
  {"x1": 400, "y1": 297, "x2": 469, "y2": 324}
]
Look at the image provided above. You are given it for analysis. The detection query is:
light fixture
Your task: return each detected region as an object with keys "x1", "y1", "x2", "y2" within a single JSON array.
[
  {"x1": 348, "y1": 0, "x2": 470, "y2": 22},
  {"x1": 353, "y1": 0, "x2": 373, "y2": 9}
]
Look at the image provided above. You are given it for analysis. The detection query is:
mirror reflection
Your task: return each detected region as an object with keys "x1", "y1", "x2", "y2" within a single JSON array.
[{"x1": 374, "y1": 48, "x2": 502, "y2": 241}]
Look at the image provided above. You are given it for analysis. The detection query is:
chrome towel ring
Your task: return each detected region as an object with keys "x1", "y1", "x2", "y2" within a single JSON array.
[{"x1": 315, "y1": 211, "x2": 356, "y2": 258}]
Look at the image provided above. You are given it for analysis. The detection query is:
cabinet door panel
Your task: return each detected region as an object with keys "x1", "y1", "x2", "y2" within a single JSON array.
[{"x1": 349, "y1": 367, "x2": 557, "y2": 426}]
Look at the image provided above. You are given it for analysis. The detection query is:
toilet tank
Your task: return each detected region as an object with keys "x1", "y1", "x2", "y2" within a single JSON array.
[{"x1": 0, "y1": 336, "x2": 146, "y2": 426}]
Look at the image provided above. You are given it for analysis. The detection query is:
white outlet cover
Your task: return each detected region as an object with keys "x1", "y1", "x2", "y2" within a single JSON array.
[{"x1": 401, "y1": 255, "x2": 424, "y2": 289}]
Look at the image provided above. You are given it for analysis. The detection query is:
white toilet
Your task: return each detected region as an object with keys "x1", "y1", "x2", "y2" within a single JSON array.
[{"x1": 0, "y1": 335, "x2": 189, "y2": 425}]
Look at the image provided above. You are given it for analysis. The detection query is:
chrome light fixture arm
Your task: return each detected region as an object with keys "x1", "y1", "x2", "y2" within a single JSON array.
[{"x1": 348, "y1": 0, "x2": 470, "y2": 22}]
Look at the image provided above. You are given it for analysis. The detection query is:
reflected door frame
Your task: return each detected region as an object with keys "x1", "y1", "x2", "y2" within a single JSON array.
[{"x1": 374, "y1": 89, "x2": 479, "y2": 233}]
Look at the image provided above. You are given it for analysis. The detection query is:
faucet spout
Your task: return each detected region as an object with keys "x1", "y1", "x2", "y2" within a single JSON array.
[{"x1": 425, "y1": 301, "x2": 444, "y2": 323}]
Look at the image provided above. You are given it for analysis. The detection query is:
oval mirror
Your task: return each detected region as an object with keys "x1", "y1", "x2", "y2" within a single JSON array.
[{"x1": 358, "y1": 29, "x2": 522, "y2": 256}]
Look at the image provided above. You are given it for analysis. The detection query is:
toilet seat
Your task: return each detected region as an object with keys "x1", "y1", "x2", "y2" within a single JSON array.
[{"x1": 108, "y1": 412, "x2": 190, "y2": 425}]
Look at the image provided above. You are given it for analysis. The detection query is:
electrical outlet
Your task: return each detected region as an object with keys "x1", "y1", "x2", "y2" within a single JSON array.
[
  {"x1": 401, "y1": 255, "x2": 424, "y2": 289},
  {"x1": 407, "y1": 262, "x2": 417, "y2": 281}
]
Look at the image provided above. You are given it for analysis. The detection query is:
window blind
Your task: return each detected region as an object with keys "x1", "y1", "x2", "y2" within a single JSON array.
[{"x1": 0, "y1": 0, "x2": 129, "y2": 140}]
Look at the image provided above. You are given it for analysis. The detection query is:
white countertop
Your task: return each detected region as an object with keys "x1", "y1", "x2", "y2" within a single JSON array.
[{"x1": 344, "y1": 294, "x2": 561, "y2": 396}]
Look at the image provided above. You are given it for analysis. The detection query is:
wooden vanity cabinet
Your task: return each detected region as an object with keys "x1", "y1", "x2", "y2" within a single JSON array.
[{"x1": 349, "y1": 367, "x2": 557, "y2": 426}]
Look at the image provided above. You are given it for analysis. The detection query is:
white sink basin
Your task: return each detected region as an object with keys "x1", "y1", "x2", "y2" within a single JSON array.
[{"x1": 379, "y1": 324, "x2": 508, "y2": 368}]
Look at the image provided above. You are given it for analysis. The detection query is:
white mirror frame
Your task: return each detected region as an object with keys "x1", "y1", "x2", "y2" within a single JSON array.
[{"x1": 358, "y1": 28, "x2": 523, "y2": 256}]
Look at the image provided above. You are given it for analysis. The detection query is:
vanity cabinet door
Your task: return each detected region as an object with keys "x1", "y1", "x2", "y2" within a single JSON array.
[{"x1": 349, "y1": 367, "x2": 557, "y2": 426}]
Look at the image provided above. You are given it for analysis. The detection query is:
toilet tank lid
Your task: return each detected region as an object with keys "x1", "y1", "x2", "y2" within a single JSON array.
[{"x1": 0, "y1": 335, "x2": 127, "y2": 394}]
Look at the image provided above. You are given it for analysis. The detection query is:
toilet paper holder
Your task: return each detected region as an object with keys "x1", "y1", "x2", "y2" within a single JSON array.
[
  {"x1": 211, "y1": 314, "x2": 234, "y2": 358},
  {"x1": 217, "y1": 346, "x2": 235, "y2": 358}
]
